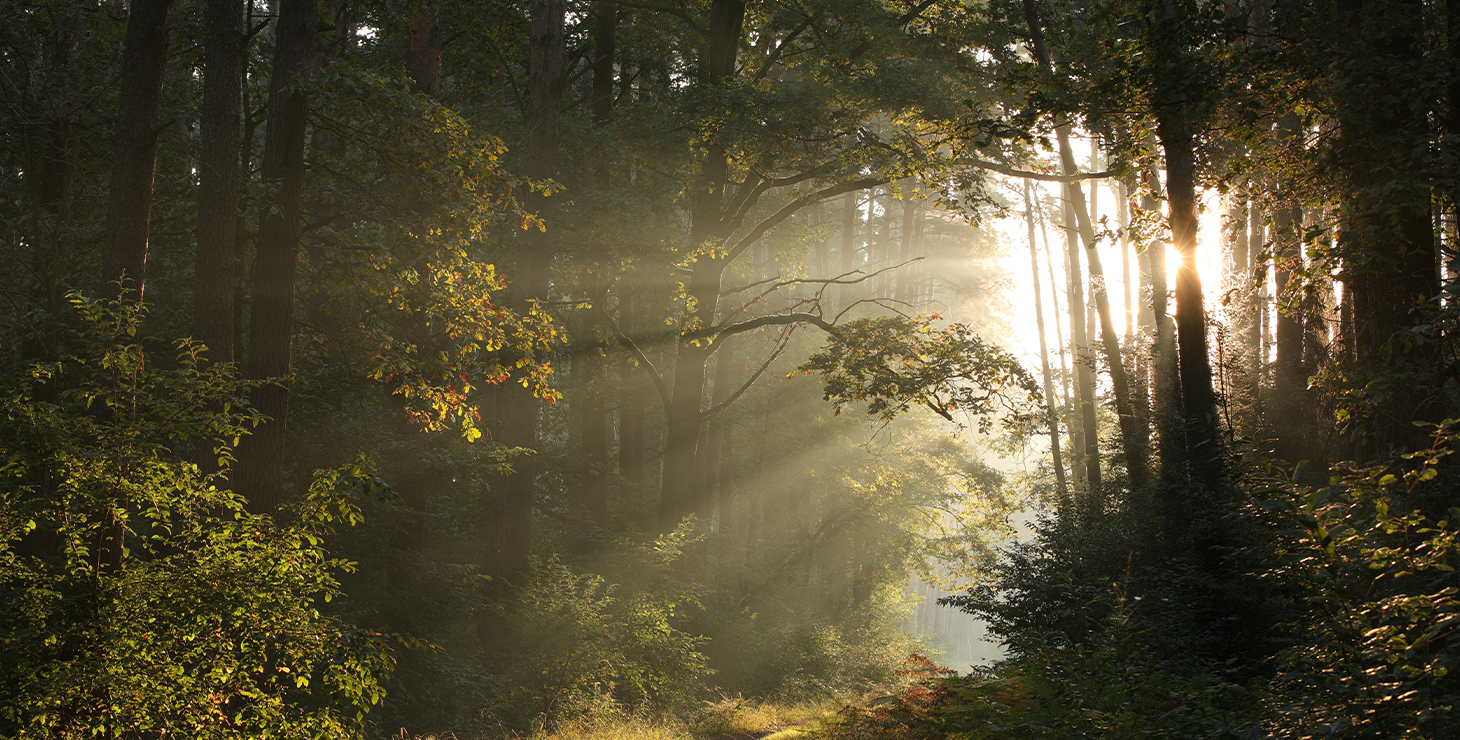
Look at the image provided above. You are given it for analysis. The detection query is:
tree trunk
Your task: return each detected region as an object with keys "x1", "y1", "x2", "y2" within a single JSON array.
[
  {"x1": 1271, "y1": 116, "x2": 1307, "y2": 446},
  {"x1": 1119, "y1": 177, "x2": 1133, "y2": 338},
  {"x1": 1246, "y1": 202, "x2": 1265, "y2": 422},
  {"x1": 617, "y1": 288, "x2": 646, "y2": 481},
  {"x1": 25, "y1": 17, "x2": 87, "y2": 363},
  {"x1": 101, "y1": 0, "x2": 176, "y2": 301},
  {"x1": 1040, "y1": 202, "x2": 1082, "y2": 483},
  {"x1": 577, "y1": 1, "x2": 618, "y2": 523},
  {"x1": 1144, "y1": 168, "x2": 1183, "y2": 484},
  {"x1": 233, "y1": 0, "x2": 316, "y2": 514},
  {"x1": 483, "y1": 0, "x2": 566, "y2": 597},
  {"x1": 1024, "y1": 0, "x2": 1153, "y2": 498},
  {"x1": 705, "y1": 336, "x2": 737, "y2": 528},
  {"x1": 1063, "y1": 191, "x2": 1100, "y2": 501},
  {"x1": 405, "y1": 8, "x2": 441, "y2": 96},
  {"x1": 1159, "y1": 116, "x2": 1223, "y2": 487},
  {"x1": 839, "y1": 190, "x2": 858, "y2": 311},
  {"x1": 659, "y1": 0, "x2": 745, "y2": 531},
  {"x1": 1337, "y1": 0, "x2": 1440, "y2": 455},
  {"x1": 1026, "y1": 181, "x2": 1069, "y2": 508},
  {"x1": 196, "y1": 0, "x2": 243, "y2": 365}
]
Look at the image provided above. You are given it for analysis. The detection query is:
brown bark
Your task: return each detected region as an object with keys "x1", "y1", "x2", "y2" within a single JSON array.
[
  {"x1": 484, "y1": 0, "x2": 567, "y2": 595},
  {"x1": 1159, "y1": 117, "x2": 1223, "y2": 486},
  {"x1": 617, "y1": 288, "x2": 646, "y2": 481},
  {"x1": 659, "y1": 0, "x2": 746, "y2": 530},
  {"x1": 195, "y1": 0, "x2": 244, "y2": 365},
  {"x1": 405, "y1": 8, "x2": 441, "y2": 96},
  {"x1": 101, "y1": 0, "x2": 176, "y2": 301},
  {"x1": 1337, "y1": 0, "x2": 1440, "y2": 455},
  {"x1": 233, "y1": 0, "x2": 318, "y2": 514}
]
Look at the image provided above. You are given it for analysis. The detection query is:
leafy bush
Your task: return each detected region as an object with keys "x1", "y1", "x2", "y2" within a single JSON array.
[
  {"x1": 1254, "y1": 426, "x2": 1460, "y2": 738},
  {"x1": 0, "y1": 297, "x2": 394, "y2": 738},
  {"x1": 490, "y1": 526, "x2": 711, "y2": 725}
]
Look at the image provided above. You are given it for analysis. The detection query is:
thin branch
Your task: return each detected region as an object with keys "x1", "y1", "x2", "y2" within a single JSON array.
[
  {"x1": 750, "y1": 9, "x2": 825, "y2": 84},
  {"x1": 597, "y1": 306, "x2": 672, "y2": 413},
  {"x1": 611, "y1": 0, "x2": 706, "y2": 35},
  {"x1": 725, "y1": 177, "x2": 886, "y2": 262},
  {"x1": 951, "y1": 157, "x2": 1118, "y2": 182},
  {"x1": 701, "y1": 329, "x2": 793, "y2": 423},
  {"x1": 709, "y1": 311, "x2": 839, "y2": 341},
  {"x1": 897, "y1": 0, "x2": 941, "y2": 25}
]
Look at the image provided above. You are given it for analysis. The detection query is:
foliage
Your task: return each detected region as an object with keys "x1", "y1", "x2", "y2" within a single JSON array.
[
  {"x1": 1253, "y1": 423, "x2": 1460, "y2": 738},
  {"x1": 491, "y1": 526, "x2": 712, "y2": 726},
  {"x1": 800, "y1": 316, "x2": 1042, "y2": 434},
  {"x1": 0, "y1": 297, "x2": 394, "y2": 738}
]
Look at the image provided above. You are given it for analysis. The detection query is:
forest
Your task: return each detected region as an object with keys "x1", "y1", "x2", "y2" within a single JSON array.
[{"x1": 2, "y1": 0, "x2": 1458, "y2": 737}]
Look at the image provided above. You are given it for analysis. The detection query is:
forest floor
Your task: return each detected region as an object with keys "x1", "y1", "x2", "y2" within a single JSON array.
[{"x1": 524, "y1": 698, "x2": 842, "y2": 740}]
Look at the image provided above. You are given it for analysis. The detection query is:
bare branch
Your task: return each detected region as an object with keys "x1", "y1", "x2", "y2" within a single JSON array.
[
  {"x1": 951, "y1": 157, "x2": 1119, "y2": 182},
  {"x1": 612, "y1": 0, "x2": 707, "y2": 35},
  {"x1": 726, "y1": 177, "x2": 886, "y2": 262},
  {"x1": 701, "y1": 329, "x2": 793, "y2": 423},
  {"x1": 710, "y1": 311, "x2": 840, "y2": 341},
  {"x1": 751, "y1": 10, "x2": 826, "y2": 84},
  {"x1": 597, "y1": 306, "x2": 673, "y2": 413}
]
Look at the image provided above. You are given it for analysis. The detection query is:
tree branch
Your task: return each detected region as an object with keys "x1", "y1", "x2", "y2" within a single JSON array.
[
  {"x1": 701, "y1": 329, "x2": 793, "y2": 423},
  {"x1": 951, "y1": 157, "x2": 1118, "y2": 182},
  {"x1": 611, "y1": 0, "x2": 706, "y2": 35},
  {"x1": 709, "y1": 311, "x2": 840, "y2": 341},
  {"x1": 725, "y1": 177, "x2": 886, "y2": 262},
  {"x1": 597, "y1": 306, "x2": 673, "y2": 413},
  {"x1": 750, "y1": 9, "x2": 825, "y2": 84}
]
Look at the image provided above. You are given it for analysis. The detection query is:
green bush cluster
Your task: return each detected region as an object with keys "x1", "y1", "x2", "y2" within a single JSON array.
[{"x1": 0, "y1": 297, "x2": 394, "y2": 739}]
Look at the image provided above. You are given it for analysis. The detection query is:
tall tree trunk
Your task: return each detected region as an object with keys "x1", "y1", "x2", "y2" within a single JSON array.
[
  {"x1": 1227, "y1": 198, "x2": 1253, "y2": 432},
  {"x1": 405, "y1": 8, "x2": 441, "y2": 95},
  {"x1": 839, "y1": 190, "x2": 858, "y2": 311},
  {"x1": 1063, "y1": 191, "x2": 1099, "y2": 500},
  {"x1": 196, "y1": 0, "x2": 243, "y2": 365},
  {"x1": 897, "y1": 184, "x2": 917, "y2": 304},
  {"x1": 1026, "y1": 181, "x2": 1069, "y2": 508},
  {"x1": 1119, "y1": 177, "x2": 1134, "y2": 338},
  {"x1": 617, "y1": 288, "x2": 646, "y2": 481},
  {"x1": 1337, "y1": 0, "x2": 1439, "y2": 456},
  {"x1": 1246, "y1": 201, "x2": 1265, "y2": 423},
  {"x1": 25, "y1": 16, "x2": 87, "y2": 363},
  {"x1": 1159, "y1": 115, "x2": 1223, "y2": 487},
  {"x1": 101, "y1": 0, "x2": 176, "y2": 301},
  {"x1": 1023, "y1": 0, "x2": 1148, "y2": 495},
  {"x1": 233, "y1": 0, "x2": 316, "y2": 514},
  {"x1": 1144, "y1": 168, "x2": 1183, "y2": 484},
  {"x1": 659, "y1": 0, "x2": 745, "y2": 531},
  {"x1": 577, "y1": 0, "x2": 618, "y2": 524},
  {"x1": 1040, "y1": 203, "x2": 1082, "y2": 483},
  {"x1": 483, "y1": 0, "x2": 566, "y2": 600},
  {"x1": 705, "y1": 336, "x2": 737, "y2": 528},
  {"x1": 1271, "y1": 116, "x2": 1307, "y2": 452}
]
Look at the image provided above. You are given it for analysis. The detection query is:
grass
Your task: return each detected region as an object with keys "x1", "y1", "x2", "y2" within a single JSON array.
[{"x1": 515, "y1": 696, "x2": 843, "y2": 740}]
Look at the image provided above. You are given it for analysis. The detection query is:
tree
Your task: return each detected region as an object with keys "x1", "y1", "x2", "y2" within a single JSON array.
[
  {"x1": 0, "y1": 297, "x2": 393, "y2": 738},
  {"x1": 194, "y1": 0, "x2": 244, "y2": 367},
  {"x1": 101, "y1": 0, "x2": 176, "y2": 301},
  {"x1": 233, "y1": 0, "x2": 318, "y2": 514}
]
